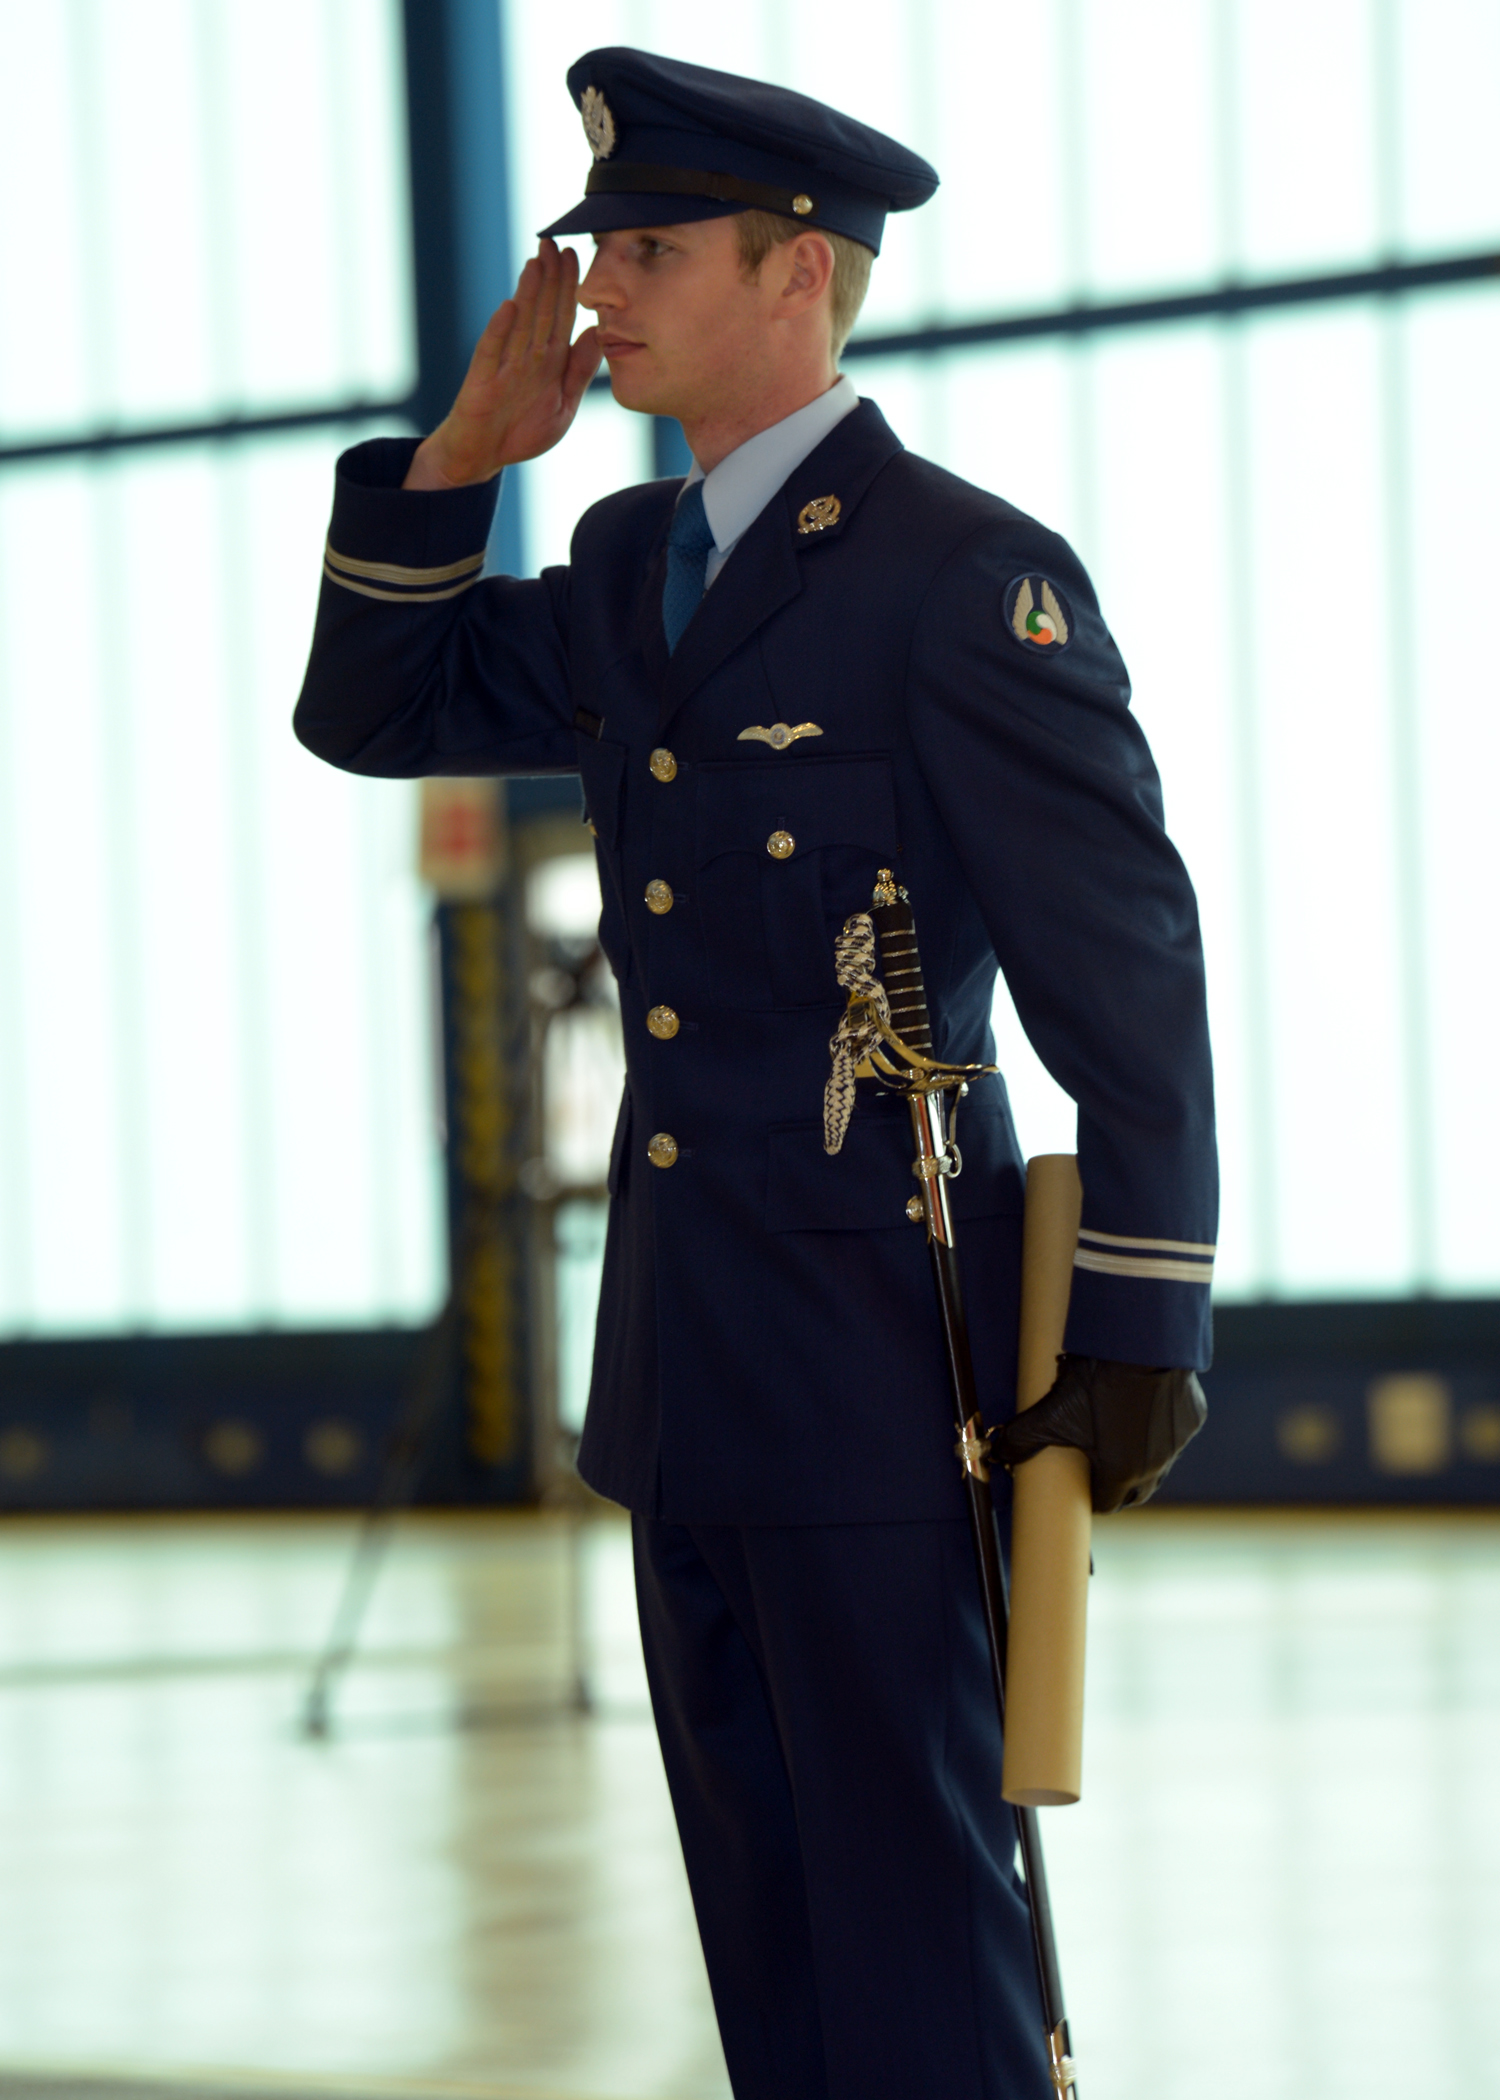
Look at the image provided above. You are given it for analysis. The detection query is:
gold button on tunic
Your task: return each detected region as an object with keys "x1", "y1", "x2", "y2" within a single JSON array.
[
  {"x1": 647, "y1": 1005, "x2": 680, "y2": 1040},
  {"x1": 645, "y1": 879, "x2": 674, "y2": 914},
  {"x1": 647, "y1": 1132, "x2": 679, "y2": 1168},
  {"x1": 766, "y1": 831, "x2": 795, "y2": 860},
  {"x1": 649, "y1": 748, "x2": 678, "y2": 782}
]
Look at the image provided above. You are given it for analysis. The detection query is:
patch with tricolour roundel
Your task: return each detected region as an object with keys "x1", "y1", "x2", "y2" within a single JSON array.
[{"x1": 1004, "y1": 574, "x2": 1073, "y2": 653}]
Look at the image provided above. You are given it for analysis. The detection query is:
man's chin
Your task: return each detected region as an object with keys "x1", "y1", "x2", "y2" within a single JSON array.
[{"x1": 604, "y1": 358, "x2": 671, "y2": 418}]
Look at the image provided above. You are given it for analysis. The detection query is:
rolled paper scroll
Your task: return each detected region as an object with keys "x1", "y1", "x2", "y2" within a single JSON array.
[{"x1": 1002, "y1": 1153, "x2": 1090, "y2": 1808}]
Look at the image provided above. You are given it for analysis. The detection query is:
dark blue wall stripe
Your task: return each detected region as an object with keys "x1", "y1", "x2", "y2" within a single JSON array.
[
  {"x1": 0, "y1": 398, "x2": 415, "y2": 468},
  {"x1": 841, "y1": 248, "x2": 1500, "y2": 362},
  {"x1": 9, "y1": 250, "x2": 1496, "y2": 469}
]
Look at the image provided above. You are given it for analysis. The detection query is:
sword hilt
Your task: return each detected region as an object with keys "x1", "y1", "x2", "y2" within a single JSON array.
[{"x1": 869, "y1": 870, "x2": 933, "y2": 1057}]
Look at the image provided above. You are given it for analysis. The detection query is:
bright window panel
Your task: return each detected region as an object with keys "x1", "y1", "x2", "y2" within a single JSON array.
[
  {"x1": 1228, "y1": 0, "x2": 1382, "y2": 279},
  {"x1": 925, "y1": 3, "x2": 1073, "y2": 322},
  {"x1": 1238, "y1": 306, "x2": 1412, "y2": 1295},
  {"x1": 1074, "y1": 0, "x2": 1224, "y2": 297},
  {"x1": 0, "y1": 432, "x2": 443, "y2": 1337},
  {"x1": 0, "y1": 6, "x2": 93, "y2": 438},
  {"x1": 1402, "y1": 287, "x2": 1500, "y2": 1289},
  {"x1": 79, "y1": 0, "x2": 221, "y2": 429},
  {"x1": 1395, "y1": 0, "x2": 1500, "y2": 254},
  {"x1": 0, "y1": 0, "x2": 412, "y2": 441}
]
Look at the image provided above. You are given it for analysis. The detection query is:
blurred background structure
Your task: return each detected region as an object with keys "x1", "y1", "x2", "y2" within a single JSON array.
[
  {"x1": 2, "y1": 0, "x2": 1499, "y2": 1510},
  {"x1": 0, "y1": 8, "x2": 1497, "y2": 2100}
]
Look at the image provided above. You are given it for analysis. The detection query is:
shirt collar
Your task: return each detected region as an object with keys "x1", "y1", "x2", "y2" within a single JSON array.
[{"x1": 684, "y1": 375, "x2": 860, "y2": 558}]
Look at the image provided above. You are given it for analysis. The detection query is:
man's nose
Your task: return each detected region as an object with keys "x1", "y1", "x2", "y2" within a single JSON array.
[{"x1": 578, "y1": 252, "x2": 621, "y2": 312}]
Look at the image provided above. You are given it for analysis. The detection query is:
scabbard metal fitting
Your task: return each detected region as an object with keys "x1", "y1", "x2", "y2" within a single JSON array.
[
  {"x1": 955, "y1": 1414, "x2": 992, "y2": 1482},
  {"x1": 1048, "y1": 2020, "x2": 1079, "y2": 2095}
]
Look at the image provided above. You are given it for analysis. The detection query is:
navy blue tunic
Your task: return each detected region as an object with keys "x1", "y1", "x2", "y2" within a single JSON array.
[{"x1": 295, "y1": 398, "x2": 1217, "y2": 1524}]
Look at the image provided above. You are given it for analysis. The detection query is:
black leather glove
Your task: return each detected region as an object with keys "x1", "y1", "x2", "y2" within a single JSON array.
[{"x1": 994, "y1": 1355, "x2": 1207, "y2": 1513}]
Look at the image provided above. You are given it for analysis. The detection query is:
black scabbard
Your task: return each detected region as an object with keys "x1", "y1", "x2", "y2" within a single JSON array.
[{"x1": 870, "y1": 892, "x2": 1079, "y2": 2100}]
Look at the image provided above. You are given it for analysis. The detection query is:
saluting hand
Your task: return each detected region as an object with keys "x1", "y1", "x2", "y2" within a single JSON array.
[{"x1": 403, "y1": 240, "x2": 602, "y2": 490}]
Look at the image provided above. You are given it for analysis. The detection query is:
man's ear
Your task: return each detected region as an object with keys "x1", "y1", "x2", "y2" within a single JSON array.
[{"x1": 777, "y1": 232, "x2": 836, "y2": 314}]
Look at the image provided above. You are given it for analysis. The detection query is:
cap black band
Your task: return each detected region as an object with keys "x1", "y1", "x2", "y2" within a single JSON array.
[{"x1": 584, "y1": 161, "x2": 818, "y2": 220}]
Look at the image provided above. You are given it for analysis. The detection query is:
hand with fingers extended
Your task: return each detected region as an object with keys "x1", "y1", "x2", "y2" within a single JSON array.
[
  {"x1": 994, "y1": 1355, "x2": 1208, "y2": 1513},
  {"x1": 403, "y1": 239, "x2": 603, "y2": 491}
]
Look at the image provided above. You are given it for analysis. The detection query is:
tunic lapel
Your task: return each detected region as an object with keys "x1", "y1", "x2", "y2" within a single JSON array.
[
  {"x1": 657, "y1": 509, "x2": 802, "y2": 728},
  {"x1": 636, "y1": 525, "x2": 673, "y2": 693},
  {"x1": 649, "y1": 400, "x2": 906, "y2": 735}
]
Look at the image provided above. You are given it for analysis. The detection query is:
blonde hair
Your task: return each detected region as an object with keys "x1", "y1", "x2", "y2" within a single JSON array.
[{"x1": 734, "y1": 209, "x2": 874, "y2": 358}]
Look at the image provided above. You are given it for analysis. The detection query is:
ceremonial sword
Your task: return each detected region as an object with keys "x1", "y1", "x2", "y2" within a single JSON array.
[{"x1": 824, "y1": 870, "x2": 1080, "y2": 2100}]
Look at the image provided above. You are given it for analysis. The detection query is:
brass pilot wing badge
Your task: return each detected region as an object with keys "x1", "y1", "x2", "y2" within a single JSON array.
[
  {"x1": 738, "y1": 722, "x2": 824, "y2": 751},
  {"x1": 1005, "y1": 574, "x2": 1072, "y2": 651}
]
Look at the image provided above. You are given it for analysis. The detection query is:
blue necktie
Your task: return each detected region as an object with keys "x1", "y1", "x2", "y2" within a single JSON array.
[{"x1": 662, "y1": 482, "x2": 715, "y2": 654}]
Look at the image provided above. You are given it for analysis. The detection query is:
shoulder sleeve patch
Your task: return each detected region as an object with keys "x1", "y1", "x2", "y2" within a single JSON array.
[{"x1": 1004, "y1": 573, "x2": 1073, "y2": 653}]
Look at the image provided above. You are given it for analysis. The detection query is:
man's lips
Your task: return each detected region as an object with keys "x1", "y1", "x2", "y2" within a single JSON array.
[{"x1": 598, "y1": 335, "x2": 645, "y2": 355}]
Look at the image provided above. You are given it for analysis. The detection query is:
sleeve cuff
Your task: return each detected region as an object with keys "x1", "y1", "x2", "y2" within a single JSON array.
[
  {"x1": 324, "y1": 438, "x2": 502, "y2": 598},
  {"x1": 1064, "y1": 1262, "x2": 1214, "y2": 1371}
]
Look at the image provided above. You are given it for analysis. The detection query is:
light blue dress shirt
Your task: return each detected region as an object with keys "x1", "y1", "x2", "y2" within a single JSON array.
[{"x1": 683, "y1": 375, "x2": 860, "y2": 588}]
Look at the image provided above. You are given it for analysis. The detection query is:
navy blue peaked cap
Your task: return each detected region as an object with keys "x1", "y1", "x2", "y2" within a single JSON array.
[{"x1": 538, "y1": 48, "x2": 939, "y2": 256}]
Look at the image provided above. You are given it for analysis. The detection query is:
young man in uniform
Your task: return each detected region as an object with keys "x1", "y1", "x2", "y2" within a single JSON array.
[{"x1": 296, "y1": 48, "x2": 1215, "y2": 2100}]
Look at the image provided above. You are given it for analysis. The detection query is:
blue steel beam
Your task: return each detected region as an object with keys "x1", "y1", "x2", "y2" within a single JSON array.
[{"x1": 401, "y1": 0, "x2": 524, "y2": 578}]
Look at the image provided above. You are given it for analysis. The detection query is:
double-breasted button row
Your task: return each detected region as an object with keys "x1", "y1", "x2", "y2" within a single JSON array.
[
  {"x1": 645, "y1": 879, "x2": 674, "y2": 914},
  {"x1": 767, "y1": 831, "x2": 795, "y2": 859},
  {"x1": 647, "y1": 1132, "x2": 679, "y2": 1168},
  {"x1": 647, "y1": 1005, "x2": 680, "y2": 1039},
  {"x1": 649, "y1": 748, "x2": 677, "y2": 782}
]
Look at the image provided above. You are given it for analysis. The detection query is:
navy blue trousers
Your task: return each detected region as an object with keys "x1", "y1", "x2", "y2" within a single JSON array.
[{"x1": 633, "y1": 1515, "x2": 1053, "y2": 2100}]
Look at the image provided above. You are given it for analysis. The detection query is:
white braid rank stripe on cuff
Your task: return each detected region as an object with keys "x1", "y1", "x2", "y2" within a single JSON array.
[
  {"x1": 1073, "y1": 1248, "x2": 1215, "y2": 1285},
  {"x1": 1076, "y1": 1227, "x2": 1216, "y2": 1256},
  {"x1": 1073, "y1": 1226, "x2": 1216, "y2": 1287},
  {"x1": 322, "y1": 540, "x2": 486, "y2": 603}
]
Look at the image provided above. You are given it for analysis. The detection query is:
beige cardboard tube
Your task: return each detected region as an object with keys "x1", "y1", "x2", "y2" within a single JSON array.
[{"x1": 1002, "y1": 1154, "x2": 1090, "y2": 1808}]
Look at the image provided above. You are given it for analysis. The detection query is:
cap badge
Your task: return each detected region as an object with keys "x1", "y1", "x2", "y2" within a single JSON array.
[
  {"x1": 580, "y1": 86, "x2": 616, "y2": 161},
  {"x1": 738, "y1": 722, "x2": 824, "y2": 751},
  {"x1": 797, "y1": 494, "x2": 841, "y2": 535},
  {"x1": 1006, "y1": 575, "x2": 1072, "y2": 650}
]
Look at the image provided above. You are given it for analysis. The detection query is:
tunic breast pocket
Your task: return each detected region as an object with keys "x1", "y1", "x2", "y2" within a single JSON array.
[{"x1": 694, "y1": 755, "x2": 900, "y2": 1009}]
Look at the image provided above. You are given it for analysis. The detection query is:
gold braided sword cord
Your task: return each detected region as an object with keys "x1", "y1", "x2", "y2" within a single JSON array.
[
  {"x1": 823, "y1": 914, "x2": 888, "y2": 1154},
  {"x1": 824, "y1": 910, "x2": 999, "y2": 1155}
]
